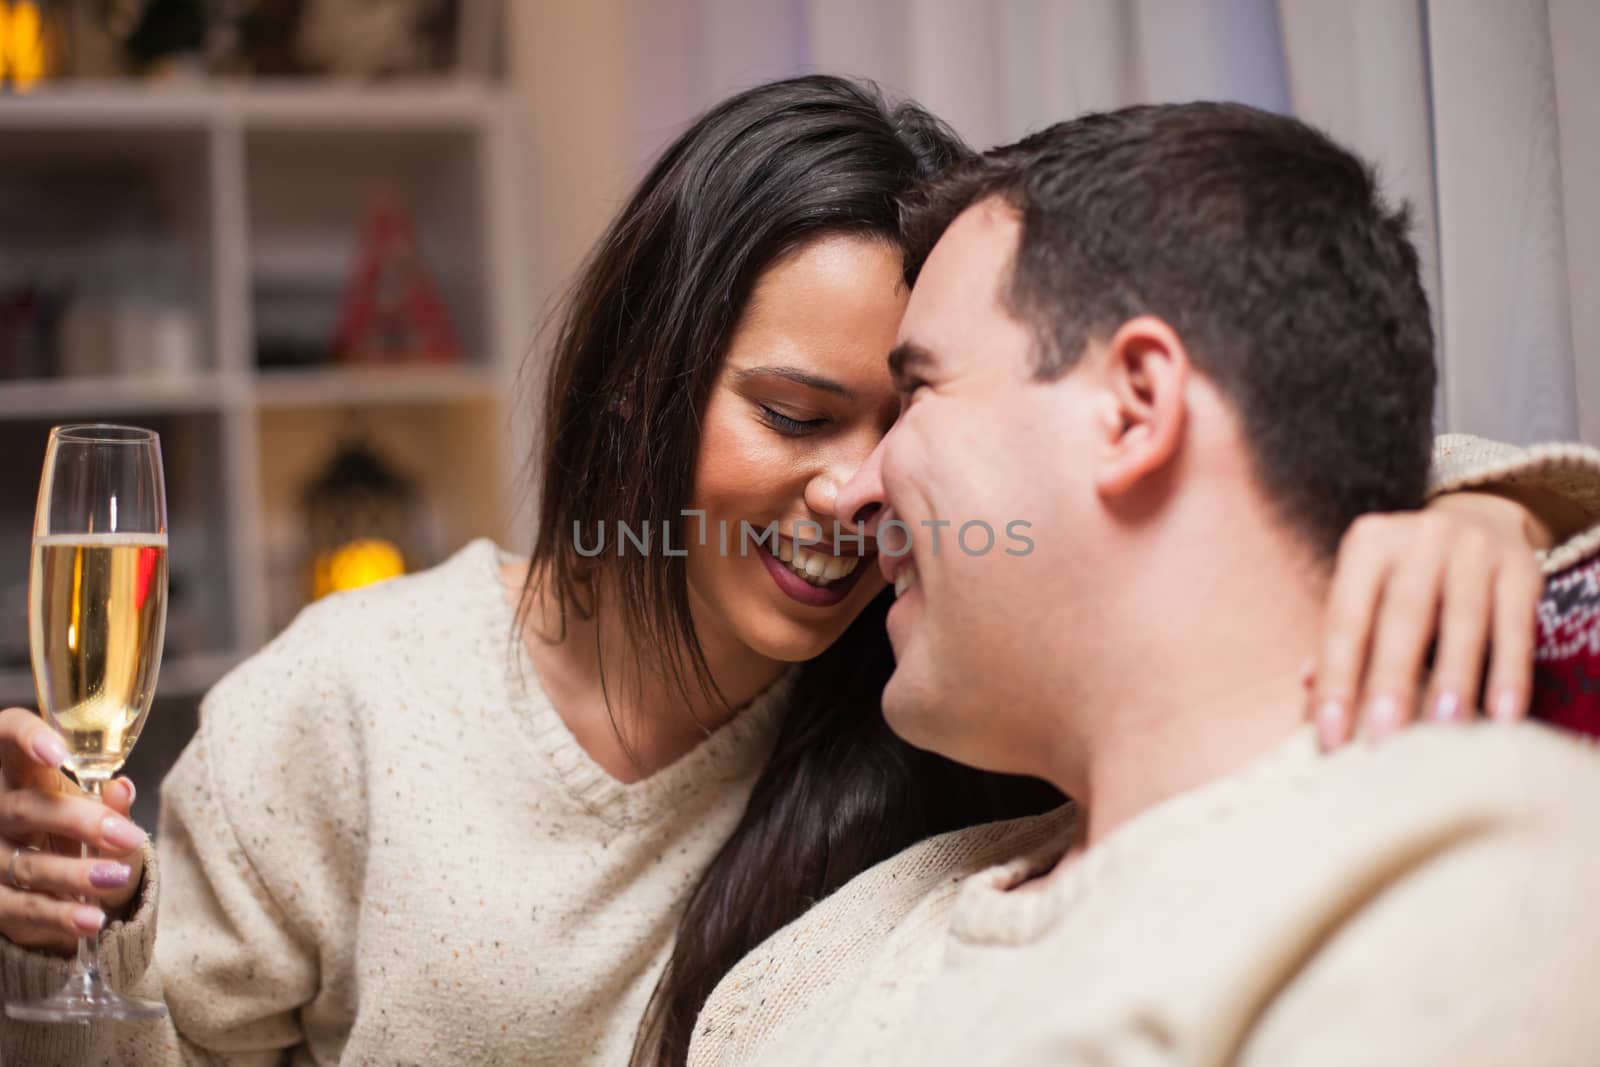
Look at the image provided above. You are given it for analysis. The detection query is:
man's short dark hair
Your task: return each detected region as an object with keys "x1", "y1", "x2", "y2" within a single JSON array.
[{"x1": 903, "y1": 101, "x2": 1437, "y2": 561}]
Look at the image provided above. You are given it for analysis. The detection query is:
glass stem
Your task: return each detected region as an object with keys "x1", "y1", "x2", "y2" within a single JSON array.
[{"x1": 76, "y1": 777, "x2": 104, "y2": 980}]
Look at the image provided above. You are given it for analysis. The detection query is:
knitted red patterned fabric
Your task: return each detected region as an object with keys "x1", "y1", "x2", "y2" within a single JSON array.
[{"x1": 1534, "y1": 552, "x2": 1600, "y2": 738}]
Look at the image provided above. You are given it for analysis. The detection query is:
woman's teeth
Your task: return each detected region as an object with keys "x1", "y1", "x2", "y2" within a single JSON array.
[
  {"x1": 775, "y1": 540, "x2": 861, "y2": 586},
  {"x1": 894, "y1": 564, "x2": 917, "y2": 598}
]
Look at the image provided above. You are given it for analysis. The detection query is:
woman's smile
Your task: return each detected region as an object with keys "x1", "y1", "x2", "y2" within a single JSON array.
[{"x1": 757, "y1": 536, "x2": 874, "y2": 607}]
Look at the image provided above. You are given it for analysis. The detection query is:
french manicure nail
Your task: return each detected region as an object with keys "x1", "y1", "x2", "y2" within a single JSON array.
[
  {"x1": 1492, "y1": 689, "x2": 1521, "y2": 722},
  {"x1": 73, "y1": 906, "x2": 105, "y2": 933},
  {"x1": 1367, "y1": 695, "x2": 1401, "y2": 741},
  {"x1": 101, "y1": 816, "x2": 146, "y2": 851},
  {"x1": 1430, "y1": 692, "x2": 1464, "y2": 723},
  {"x1": 89, "y1": 862, "x2": 131, "y2": 890},
  {"x1": 1315, "y1": 700, "x2": 1346, "y2": 751},
  {"x1": 31, "y1": 733, "x2": 66, "y2": 768}
]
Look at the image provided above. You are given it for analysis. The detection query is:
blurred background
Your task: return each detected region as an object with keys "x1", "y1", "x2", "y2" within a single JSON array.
[{"x1": 0, "y1": 0, "x2": 1594, "y2": 825}]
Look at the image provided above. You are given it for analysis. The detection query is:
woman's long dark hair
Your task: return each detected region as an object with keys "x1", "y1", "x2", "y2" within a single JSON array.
[{"x1": 521, "y1": 75, "x2": 1062, "y2": 1067}]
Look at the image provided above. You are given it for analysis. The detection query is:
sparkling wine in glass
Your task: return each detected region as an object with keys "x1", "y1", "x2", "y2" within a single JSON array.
[{"x1": 6, "y1": 424, "x2": 170, "y2": 1023}]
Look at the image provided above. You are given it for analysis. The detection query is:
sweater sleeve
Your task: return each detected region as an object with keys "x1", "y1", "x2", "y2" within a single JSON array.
[
  {"x1": 0, "y1": 598, "x2": 370, "y2": 1066},
  {"x1": 0, "y1": 840, "x2": 166, "y2": 1062},
  {"x1": 1429, "y1": 433, "x2": 1600, "y2": 574}
]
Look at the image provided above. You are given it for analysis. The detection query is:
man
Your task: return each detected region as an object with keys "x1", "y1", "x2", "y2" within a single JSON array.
[{"x1": 688, "y1": 103, "x2": 1600, "y2": 1066}]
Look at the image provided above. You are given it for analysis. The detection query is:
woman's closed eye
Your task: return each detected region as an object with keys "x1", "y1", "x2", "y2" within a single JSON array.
[{"x1": 758, "y1": 404, "x2": 830, "y2": 437}]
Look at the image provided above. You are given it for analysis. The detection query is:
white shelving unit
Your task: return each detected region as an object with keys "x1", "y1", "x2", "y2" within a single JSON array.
[{"x1": 0, "y1": 83, "x2": 533, "y2": 812}]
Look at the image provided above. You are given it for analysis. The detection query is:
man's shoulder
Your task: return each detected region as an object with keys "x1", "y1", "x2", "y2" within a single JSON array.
[
  {"x1": 1105, "y1": 723, "x2": 1600, "y2": 907},
  {"x1": 1318, "y1": 721, "x2": 1600, "y2": 826},
  {"x1": 964, "y1": 728, "x2": 1600, "y2": 1067},
  {"x1": 1211, "y1": 721, "x2": 1600, "y2": 905},
  {"x1": 1234, "y1": 724, "x2": 1600, "y2": 1067}
]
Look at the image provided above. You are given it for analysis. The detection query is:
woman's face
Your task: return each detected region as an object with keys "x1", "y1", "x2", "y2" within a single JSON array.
[{"x1": 687, "y1": 233, "x2": 905, "y2": 663}]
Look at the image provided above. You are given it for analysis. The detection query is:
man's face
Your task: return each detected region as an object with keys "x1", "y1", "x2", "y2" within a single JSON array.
[{"x1": 838, "y1": 200, "x2": 1096, "y2": 772}]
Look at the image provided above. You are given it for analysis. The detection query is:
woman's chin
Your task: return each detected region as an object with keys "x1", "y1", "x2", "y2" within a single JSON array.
[
  {"x1": 736, "y1": 609, "x2": 861, "y2": 663},
  {"x1": 702, "y1": 569, "x2": 887, "y2": 665},
  {"x1": 746, "y1": 627, "x2": 842, "y2": 664}
]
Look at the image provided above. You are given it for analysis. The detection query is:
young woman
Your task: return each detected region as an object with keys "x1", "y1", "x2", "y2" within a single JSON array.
[{"x1": 0, "y1": 76, "x2": 1589, "y2": 1066}]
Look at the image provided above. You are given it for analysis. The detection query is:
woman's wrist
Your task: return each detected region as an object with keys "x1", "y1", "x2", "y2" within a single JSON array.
[{"x1": 1427, "y1": 488, "x2": 1556, "y2": 552}]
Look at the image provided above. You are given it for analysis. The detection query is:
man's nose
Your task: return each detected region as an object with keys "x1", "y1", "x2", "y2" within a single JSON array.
[{"x1": 836, "y1": 438, "x2": 889, "y2": 536}]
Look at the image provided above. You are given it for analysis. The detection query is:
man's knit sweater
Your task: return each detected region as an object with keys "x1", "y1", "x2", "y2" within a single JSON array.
[{"x1": 689, "y1": 725, "x2": 1600, "y2": 1067}]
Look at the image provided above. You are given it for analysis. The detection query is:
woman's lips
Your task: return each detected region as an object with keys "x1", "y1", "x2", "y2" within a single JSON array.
[{"x1": 757, "y1": 543, "x2": 871, "y2": 607}]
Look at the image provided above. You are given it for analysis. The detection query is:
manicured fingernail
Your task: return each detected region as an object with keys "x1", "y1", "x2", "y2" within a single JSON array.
[
  {"x1": 31, "y1": 733, "x2": 66, "y2": 768},
  {"x1": 1430, "y1": 691, "x2": 1464, "y2": 723},
  {"x1": 1315, "y1": 700, "x2": 1346, "y2": 751},
  {"x1": 1366, "y1": 695, "x2": 1401, "y2": 742},
  {"x1": 89, "y1": 863, "x2": 131, "y2": 890},
  {"x1": 1492, "y1": 688, "x2": 1522, "y2": 722},
  {"x1": 101, "y1": 816, "x2": 146, "y2": 851},
  {"x1": 73, "y1": 906, "x2": 105, "y2": 933},
  {"x1": 117, "y1": 779, "x2": 136, "y2": 806}
]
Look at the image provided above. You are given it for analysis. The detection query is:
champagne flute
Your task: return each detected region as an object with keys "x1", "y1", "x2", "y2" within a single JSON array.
[{"x1": 5, "y1": 424, "x2": 169, "y2": 1022}]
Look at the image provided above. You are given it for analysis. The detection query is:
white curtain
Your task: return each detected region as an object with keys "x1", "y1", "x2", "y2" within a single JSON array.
[
  {"x1": 1280, "y1": 0, "x2": 1595, "y2": 445},
  {"x1": 508, "y1": 0, "x2": 1598, "y2": 445}
]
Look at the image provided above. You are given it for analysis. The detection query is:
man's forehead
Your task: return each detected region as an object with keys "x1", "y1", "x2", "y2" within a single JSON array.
[
  {"x1": 959, "y1": 195, "x2": 1023, "y2": 235},
  {"x1": 900, "y1": 196, "x2": 1022, "y2": 343}
]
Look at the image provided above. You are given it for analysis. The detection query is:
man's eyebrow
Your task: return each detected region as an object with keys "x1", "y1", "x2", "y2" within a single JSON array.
[
  {"x1": 887, "y1": 341, "x2": 935, "y2": 387},
  {"x1": 733, "y1": 365, "x2": 853, "y2": 399}
]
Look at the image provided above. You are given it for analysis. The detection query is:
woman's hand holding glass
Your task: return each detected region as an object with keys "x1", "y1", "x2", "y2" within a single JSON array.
[
  {"x1": 4, "y1": 423, "x2": 168, "y2": 1021},
  {"x1": 0, "y1": 710, "x2": 143, "y2": 953},
  {"x1": 1311, "y1": 490, "x2": 1551, "y2": 749}
]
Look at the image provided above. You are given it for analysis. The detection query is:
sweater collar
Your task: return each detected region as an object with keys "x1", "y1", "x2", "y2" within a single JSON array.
[
  {"x1": 480, "y1": 539, "x2": 796, "y2": 828},
  {"x1": 948, "y1": 726, "x2": 1319, "y2": 946}
]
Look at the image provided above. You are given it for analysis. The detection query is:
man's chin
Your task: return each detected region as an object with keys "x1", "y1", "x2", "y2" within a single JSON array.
[{"x1": 880, "y1": 668, "x2": 944, "y2": 751}]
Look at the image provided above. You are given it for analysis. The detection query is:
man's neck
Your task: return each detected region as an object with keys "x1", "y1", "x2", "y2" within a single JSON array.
[{"x1": 1059, "y1": 506, "x2": 1329, "y2": 848}]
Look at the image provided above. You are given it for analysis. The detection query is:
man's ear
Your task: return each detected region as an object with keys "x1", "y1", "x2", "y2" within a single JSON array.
[{"x1": 1093, "y1": 315, "x2": 1190, "y2": 499}]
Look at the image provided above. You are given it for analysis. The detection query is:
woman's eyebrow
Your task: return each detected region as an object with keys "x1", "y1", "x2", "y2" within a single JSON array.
[{"x1": 733, "y1": 365, "x2": 854, "y2": 399}]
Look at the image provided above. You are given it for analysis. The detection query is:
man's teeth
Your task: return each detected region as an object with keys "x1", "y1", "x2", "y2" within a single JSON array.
[
  {"x1": 774, "y1": 541, "x2": 861, "y2": 586},
  {"x1": 894, "y1": 565, "x2": 917, "y2": 598}
]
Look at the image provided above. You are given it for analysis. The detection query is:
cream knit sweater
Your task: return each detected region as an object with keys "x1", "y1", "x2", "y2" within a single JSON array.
[
  {"x1": 0, "y1": 539, "x2": 794, "y2": 1066},
  {"x1": 689, "y1": 724, "x2": 1600, "y2": 1067},
  {"x1": 0, "y1": 436, "x2": 1597, "y2": 1065}
]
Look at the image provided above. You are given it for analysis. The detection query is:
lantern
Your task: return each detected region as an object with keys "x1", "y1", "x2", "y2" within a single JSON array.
[{"x1": 303, "y1": 438, "x2": 418, "y2": 600}]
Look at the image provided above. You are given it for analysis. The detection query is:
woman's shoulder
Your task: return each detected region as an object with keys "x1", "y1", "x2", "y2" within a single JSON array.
[
  {"x1": 199, "y1": 538, "x2": 515, "y2": 727},
  {"x1": 174, "y1": 538, "x2": 519, "y2": 822},
  {"x1": 294, "y1": 535, "x2": 507, "y2": 633},
  {"x1": 242, "y1": 538, "x2": 509, "y2": 669}
]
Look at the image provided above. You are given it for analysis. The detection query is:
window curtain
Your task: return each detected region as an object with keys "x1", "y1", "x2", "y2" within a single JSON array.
[{"x1": 509, "y1": 0, "x2": 1597, "y2": 444}]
